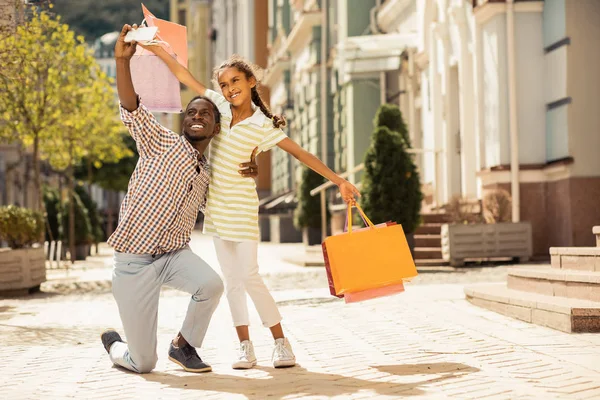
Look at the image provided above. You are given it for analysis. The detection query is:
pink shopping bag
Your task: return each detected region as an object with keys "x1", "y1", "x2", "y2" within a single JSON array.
[
  {"x1": 129, "y1": 4, "x2": 187, "y2": 113},
  {"x1": 130, "y1": 52, "x2": 183, "y2": 113}
]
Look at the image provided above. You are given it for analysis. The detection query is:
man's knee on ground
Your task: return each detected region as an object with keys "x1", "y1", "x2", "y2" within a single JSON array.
[
  {"x1": 192, "y1": 275, "x2": 224, "y2": 302},
  {"x1": 135, "y1": 355, "x2": 158, "y2": 374}
]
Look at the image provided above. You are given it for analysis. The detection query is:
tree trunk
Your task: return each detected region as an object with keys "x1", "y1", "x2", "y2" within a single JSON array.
[
  {"x1": 32, "y1": 134, "x2": 42, "y2": 212},
  {"x1": 68, "y1": 144, "x2": 76, "y2": 265},
  {"x1": 22, "y1": 155, "x2": 29, "y2": 207},
  {"x1": 87, "y1": 157, "x2": 93, "y2": 195},
  {"x1": 32, "y1": 134, "x2": 47, "y2": 244}
]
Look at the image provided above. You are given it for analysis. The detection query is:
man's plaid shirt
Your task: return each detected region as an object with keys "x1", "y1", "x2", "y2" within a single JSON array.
[{"x1": 107, "y1": 101, "x2": 210, "y2": 255}]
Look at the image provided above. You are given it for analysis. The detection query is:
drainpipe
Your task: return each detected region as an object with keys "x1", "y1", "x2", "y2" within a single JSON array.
[
  {"x1": 506, "y1": 0, "x2": 520, "y2": 222},
  {"x1": 320, "y1": 0, "x2": 328, "y2": 242}
]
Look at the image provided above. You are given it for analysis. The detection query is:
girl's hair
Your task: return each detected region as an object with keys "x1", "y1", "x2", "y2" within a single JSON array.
[{"x1": 213, "y1": 55, "x2": 286, "y2": 129}]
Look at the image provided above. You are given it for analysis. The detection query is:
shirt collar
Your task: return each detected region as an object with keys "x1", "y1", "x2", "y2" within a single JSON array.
[
  {"x1": 180, "y1": 135, "x2": 208, "y2": 167},
  {"x1": 234, "y1": 103, "x2": 268, "y2": 128}
]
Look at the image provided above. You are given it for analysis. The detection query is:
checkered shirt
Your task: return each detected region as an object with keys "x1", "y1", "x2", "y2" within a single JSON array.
[{"x1": 107, "y1": 101, "x2": 210, "y2": 255}]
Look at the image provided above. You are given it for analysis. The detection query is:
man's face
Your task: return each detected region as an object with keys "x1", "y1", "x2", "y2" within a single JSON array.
[{"x1": 182, "y1": 99, "x2": 220, "y2": 143}]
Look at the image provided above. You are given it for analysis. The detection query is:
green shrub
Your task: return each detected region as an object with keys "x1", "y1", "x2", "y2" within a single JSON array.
[
  {"x1": 75, "y1": 184, "x2": 104, "y2": 243},
  {"x1": 361, "y1": 104, "x2": 423, "y2": 233},
  {"x1": 0, "y1": 205, "x2": 44, "y2": 249},
  {"x1": 373, "y1": 104, "x2": 411, "y2": 147},
  {"x1": 43, "y1": 185, "x2": 61, "y2": 242},
  {"x1": 59, "y1": 192, "x2": 93, "y2": 246},
  {"x1": 294, "y1": 167, "x2": 329, "y2": 230}
]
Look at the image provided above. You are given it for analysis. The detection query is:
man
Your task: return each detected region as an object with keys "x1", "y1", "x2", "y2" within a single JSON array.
[{"x1": 100, "y1": 24, "x2": 259, "y2": 374}]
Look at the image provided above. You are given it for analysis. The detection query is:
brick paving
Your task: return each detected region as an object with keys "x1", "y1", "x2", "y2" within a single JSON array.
[{"x1": 2, "y1": 233, "x2": 600, "y2": 399}]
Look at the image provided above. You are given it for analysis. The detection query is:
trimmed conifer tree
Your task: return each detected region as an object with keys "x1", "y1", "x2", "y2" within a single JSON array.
[
  {"x1": 294, "y1": 167, "x2": 329, "y2": 230},
  {"x1": 361, "y1": 105, "x2": 422, "y2": 234}
]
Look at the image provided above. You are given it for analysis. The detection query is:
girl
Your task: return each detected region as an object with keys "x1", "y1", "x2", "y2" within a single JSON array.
[{"x1": 145, "y1": 46, "x2": 360, "y2": 369}]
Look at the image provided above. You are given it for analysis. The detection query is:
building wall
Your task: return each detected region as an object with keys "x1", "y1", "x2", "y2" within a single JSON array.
[
  {"x1": 515, "y1": 12, "x2": 545, "y2": 165},
  {"x1": 0, "y1": 0, "x2": 15, "y2": 29},
  {"x1": 565, "y1": 0, "x2": 600, "y2": 178},
  {"x1": 481, "y1": 14, "x2": 510, "y2": 169}
]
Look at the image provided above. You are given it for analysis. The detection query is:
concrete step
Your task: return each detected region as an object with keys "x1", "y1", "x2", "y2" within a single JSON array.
[
  {"x1": 550, "y1": 247, "x2": 600, "y2": 271},
  {"x1": 421, "y1": 213, "x2": 450, "y2": 224},
  {"x1": 414, "y1": 247, "x2": 443, "y2": 260},
  {"x1": 465, "y1": 282, "x2": 600, "y2": 333},
  {"x1": 414, "y1": 234, "x2": 442, "y2": 248},
  {"x1": 507, "y1": 266, "x2": 600, "y2": 302},
  {"x1": 595, "y1": 226, "x2": 600, "y2": 247},
  {"x1": 415, "y1": 223, "x2": 443, "y2": 235}
]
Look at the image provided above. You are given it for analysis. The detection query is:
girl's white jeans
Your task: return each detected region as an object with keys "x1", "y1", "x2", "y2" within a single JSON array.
[{"x1": 213, "y1": 237, "x2": 282, "y2": 328}]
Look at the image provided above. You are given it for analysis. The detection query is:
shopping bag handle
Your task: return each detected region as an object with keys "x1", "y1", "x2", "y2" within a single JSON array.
[{"x1": 347, "y1": 202, "x2": 375, "y2": 234}]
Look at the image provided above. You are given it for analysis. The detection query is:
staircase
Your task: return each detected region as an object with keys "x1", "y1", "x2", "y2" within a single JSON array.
[
  {"x1": 414, "y1": 213, "x2": 449, "y2": 267},
  {"x1": 465, "y1": 226, "x2": 600, "y2": 333}
]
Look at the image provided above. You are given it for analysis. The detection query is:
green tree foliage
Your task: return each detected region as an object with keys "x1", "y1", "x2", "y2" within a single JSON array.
[
  {"x1": 361, "y1": 105, "x2": 423, "y2": 233},
  {"x1": 294, "y1": 167, "x2": 329, "y2": 230}
]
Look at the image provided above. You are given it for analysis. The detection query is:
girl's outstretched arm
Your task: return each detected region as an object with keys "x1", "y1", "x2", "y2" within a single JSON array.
[
  {"x1": 277, "y1": 138, "x2": 360, "y2": 204},
  {"x1": 140, "y1": 44, "x2": 207, "y2": 95}
]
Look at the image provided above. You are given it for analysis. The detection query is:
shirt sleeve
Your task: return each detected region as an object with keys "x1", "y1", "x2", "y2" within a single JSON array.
[
  {"x1": 203, "y1": 89, "x2": 231, "y2": 116},
  {"x1": 257, "y1": 127, "x2": 288, "y2": 153},
  {"x1": 120, "y1": 100, "x2": 178, "y2": 159}
]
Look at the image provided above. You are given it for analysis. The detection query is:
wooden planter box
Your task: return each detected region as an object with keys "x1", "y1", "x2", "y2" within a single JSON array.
[
  {"x1": 441, "y1": 222, "x2": 532, "y2": 267},
  {"x1": 0, "y1": 247, "x2": 46, "y2": 294}
]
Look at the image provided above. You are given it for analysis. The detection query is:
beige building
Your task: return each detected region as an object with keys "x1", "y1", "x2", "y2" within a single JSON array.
[
  {"x1": 167, "y1": 0, "x2": 213, "y2": 132},
  {"x1": 375, "y1": 0, "x2": 600, "y2": 256}
]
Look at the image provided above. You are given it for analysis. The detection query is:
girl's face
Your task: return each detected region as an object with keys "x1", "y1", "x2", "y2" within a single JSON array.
[{"x1": 217, "y1": 67, "x2": 256, "y2": 107}]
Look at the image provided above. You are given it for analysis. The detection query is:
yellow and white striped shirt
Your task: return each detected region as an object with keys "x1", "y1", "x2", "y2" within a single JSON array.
[{"x1": 203, "y1": 89, "x2": 287, "y2": 242}]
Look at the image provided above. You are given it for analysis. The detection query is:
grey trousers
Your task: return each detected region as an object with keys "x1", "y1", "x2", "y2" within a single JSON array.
[{"x1": 109, "y1": 246, "x2": 224, "y2": 373}]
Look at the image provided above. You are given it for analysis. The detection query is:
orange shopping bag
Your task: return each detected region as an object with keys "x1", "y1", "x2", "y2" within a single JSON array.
[{"x1": 324, "y1": 203, "x2": 417, "y2": 295}]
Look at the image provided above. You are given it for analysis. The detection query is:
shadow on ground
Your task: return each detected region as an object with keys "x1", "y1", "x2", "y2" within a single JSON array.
[{"x1": 141, "y1": 362, "x2": 479, "y2": 398}]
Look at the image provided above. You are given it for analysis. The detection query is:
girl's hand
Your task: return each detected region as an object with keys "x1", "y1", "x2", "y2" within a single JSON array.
[
  {"x1": 338, "y1": 180, "x2": 361, "y2": 204},
  {"x1": 137, "y1": 42, "x2": 162, "y2": 54}
]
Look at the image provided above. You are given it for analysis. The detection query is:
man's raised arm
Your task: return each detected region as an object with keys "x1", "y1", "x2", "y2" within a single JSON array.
[{"x1": 115, "y1": 24, "x2": 139, "y2": 112}]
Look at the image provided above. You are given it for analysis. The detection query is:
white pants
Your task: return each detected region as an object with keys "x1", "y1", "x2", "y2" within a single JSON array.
[{"x1": 213, "y1": 237, "x2": 282, "y2": 328}]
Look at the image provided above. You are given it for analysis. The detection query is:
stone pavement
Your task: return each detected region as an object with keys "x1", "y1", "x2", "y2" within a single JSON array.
[{"x1": 2, "y1": 234, "x2": 600, "y2": 399}]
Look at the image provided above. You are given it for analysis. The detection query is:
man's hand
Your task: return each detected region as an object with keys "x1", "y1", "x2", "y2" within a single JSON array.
[
  {"x1": 338, "y1": 180, "x2": 361, "y2": 204},
  {"x1": 239, "y1": 147, "x2": 259, "y2": 178},
  {"x1": 115, "y1": 24, "x2": 138, "y2": 61}
]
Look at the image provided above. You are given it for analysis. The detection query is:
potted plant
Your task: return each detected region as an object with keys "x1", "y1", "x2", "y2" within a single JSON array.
[
  {"x1": 294, "y1": 167, "x2": 329, "y2": 246},
  {"x1": 441, "y1": 189, "x2": 532, "y2": 266},
  {"x1": 0, "y1": 205, "x2": 46, "y2": 293},
  {"x1": 59, "y1": 191, "x2": 93, "y2": 261},
  {"x1": 361, "y1": 104, "x2": 423, "y2": 256}
]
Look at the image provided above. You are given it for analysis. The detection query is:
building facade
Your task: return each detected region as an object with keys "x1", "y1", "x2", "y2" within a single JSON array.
[
  {"x1": 264, "y1": 0, "x2": 389, "y2": 241},
  {"x1": 263, "y1": 0, "x2": 600, "y2": 255},
  {"x1": 375, "y1": 0, "x2": 600, "y2": 255}
]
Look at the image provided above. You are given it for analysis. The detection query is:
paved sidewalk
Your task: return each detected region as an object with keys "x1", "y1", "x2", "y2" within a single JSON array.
[{"x1": 2, "y1": 235, "x2": 600, "y2": 399}]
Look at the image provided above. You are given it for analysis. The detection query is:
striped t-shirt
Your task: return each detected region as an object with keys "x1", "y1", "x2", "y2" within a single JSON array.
[{"x1": 203, "y1": 89, "x2": 287, "y2": 242}]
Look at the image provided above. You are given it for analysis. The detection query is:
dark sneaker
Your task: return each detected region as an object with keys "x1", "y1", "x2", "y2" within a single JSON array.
[
  {"x1": 100, "y1": 329, "x2": 123, "y2": 354},
  {"x1": 168, "y1": 343, "x2": 212, "y2": 373}
]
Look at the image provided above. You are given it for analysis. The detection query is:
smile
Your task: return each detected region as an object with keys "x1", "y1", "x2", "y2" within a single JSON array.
[
  {"x1": 231, "y1": 93, "x2": 239, "y2": 99},
  {"x1": 190, "y1": 124, "x2": 204, "y2": 130}
]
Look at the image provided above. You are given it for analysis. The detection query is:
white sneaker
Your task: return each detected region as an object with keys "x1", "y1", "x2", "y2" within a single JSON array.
[
  {"x1": 272, "y1": 338, "x2": 296, "y2": 368},
  {"x1": 232, "y1": 340, "x2": 257, "y2": 369}
]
